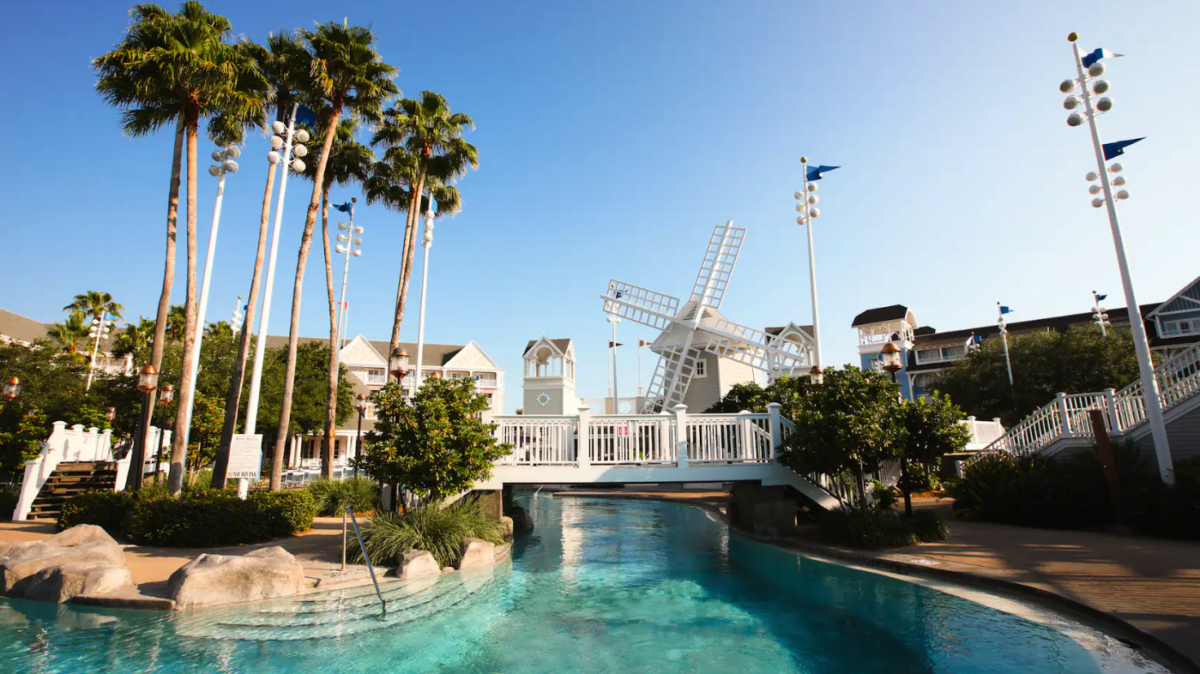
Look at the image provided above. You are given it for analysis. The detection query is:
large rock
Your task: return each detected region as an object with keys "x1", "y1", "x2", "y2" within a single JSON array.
[
  {"x1": 0, "y1": 525, "x2": 125, "y2": 596},
  {"x1": 505, "y1": 503, "x2": 534, "y2": 538},
  {"x1": 23, "y1": 563, "x2": 133, "y2": 603},
  {"x1": 396, "y1": 550, "x2": 440, "y2": 579},
  {"x1": 167, "y1": 546, "x2": 304, "y2": 610},
  {"x1": 457, "y1": 538, "x2": 495, "y2": 569}
]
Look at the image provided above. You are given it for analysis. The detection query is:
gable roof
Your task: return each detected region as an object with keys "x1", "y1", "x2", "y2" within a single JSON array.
[
  {"x1": 0, "y1": 308, "x2": 50, "y2": 344},
  {"x1": 262, "y1": 335, "x2": 469, "y2": 368},
  {"x1": 523, "y1": 338, "x2": 572, "y2": 357},
  {"x1": 764, "y1": 324, "x2": 814, "y2": 339},
  {"x1": 1146, "y1": 275, "x2": 1200, "y2": 318},
  {"x1": 912, "y1": 304, "x2": 1160, "y2": 346},
  {"x1": 851, "y1": 305, "x2": 910, "y2": 327}
]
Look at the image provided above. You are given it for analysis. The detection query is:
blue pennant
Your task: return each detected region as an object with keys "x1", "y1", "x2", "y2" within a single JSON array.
[
  {"x1": 1102, "y1": 137, "x2": 1144, "y2": 161},
  {"x1": 334, "y1": 201, "x2": 354, "y2": 213},
  {"x1": 806, "y1": 165, "x2": 840, "y2": 181},
  {"x1": 1081, "y1": 48, "x2": 1123, "y2": 68}
]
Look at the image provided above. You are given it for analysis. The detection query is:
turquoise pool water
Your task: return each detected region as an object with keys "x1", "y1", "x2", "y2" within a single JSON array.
[{"x1": 0, "y1": 495, "x2": 1167, "y2": 673}]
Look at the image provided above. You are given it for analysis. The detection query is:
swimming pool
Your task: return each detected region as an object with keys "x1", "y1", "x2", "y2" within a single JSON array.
[{"x1": 0, "y1": 495, "x2": 1170, "y2": 673}]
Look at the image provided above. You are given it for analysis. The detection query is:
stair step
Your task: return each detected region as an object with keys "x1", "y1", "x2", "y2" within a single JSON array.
[{"x1": 46, "y1": 475, "x2": 117, "y2": 484}]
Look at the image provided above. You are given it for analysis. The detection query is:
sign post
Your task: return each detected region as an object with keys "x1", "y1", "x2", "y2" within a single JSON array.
[{"x1": 228, "y1": 434, "x2": 264, "y2": 499}]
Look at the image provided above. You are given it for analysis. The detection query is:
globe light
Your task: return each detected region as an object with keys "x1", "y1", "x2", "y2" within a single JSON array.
[
  {"x1": 271, "y1": 121, "x2": 286, "y2": 134},
  {"x1": 807, "y1": 183, "x2": 818, "y2": 192},
  {"x1": 1063, "y1": 96, "x2": 1080, "y2": 110},
  {"x1": 336, "y1": 244, "x2": 346, "y2": 254},
  {"x1": 1067, "y1": 112, "x2": 1085, "y2": 127},
  {"x1": 1109, "y1": 162, "x2": 1123, "y2": 173},
  {"x1": 208, "y1": 165, "x2": 222, "y2": 177},
  {"x1": 1089, "y1": 185, "x2": 1101, "y2": 195},
  {"x1": 1059, "y1": 79, "x2": 1076, "y2": 94},
  {"x1": 295, "y1": 129, "x2": 311, "y2": 143},
  {"x1": 337, "y1": 233, "x2": 348, "y2": 242},
  {"x1": 795, "y1": 216, "x2": 807, "y2": 226},
  {"x1": 1095, "y1": 97, "x2": 1114, "y2": 112},
  {"x1": 226, "y1": 145, "x2": 241, "y2": 159},
  {"x1": 1116, "y1": 189, "x2": 1130, "y2": 200},
  {"x1": 211, "y1": 149, "x2": 225, "y2": 162},
  {"x1": 353, "y1": 249, "x2": 362, "y2": 257},
  {"x1": 1092, "y1": 198, "x2": 1105, "y2": 208},
  {"x1": 268, "y1": 151, "x2": 281, "y2": 164},
  {"x1": 808, "y1": 207, "x2": 820, "y2": 218},
  {"x1": 353, "y1": 237, "x2": 362, "y2": 245},
  {"x1": 354, "y1": 226, "x2": 363, "y2": 234},
  {"x1": 1091, "y1": 79, "x2": 1110, "y2": 94},
  {"x1": 293, "y1": 144, "x2": 308, "y2": 158},
  {"x1": 270, "y1": 135, "x2": 284, "y2": 150},
  {"x1": 795, "y1": 204, "x2": 805, "y2": 213},
  {"x1": 1112, "y1": 176, "x2": 1126, "y2": 186},
  {"x1": 808, "y1": 194, "x2": 819, "y2": 205},
  {"x1": 223, "y1": 159, "x2": 238, "y2": 173},
  {"x1": 1086, "y1": 171, "x2": 1098, "y2": 182},
  {"x1": 338, "y1": 222, "x2": 348, "y2": 230},
  {"x1": 291, "y1": 159, "x2": 306, "y2": 172},
  {"x1": 1088, "y1": 62, "x2": 1106, "y2": 78},
  {"x1": 793, "y1": 190, "x2": 804, "y2": 200}
]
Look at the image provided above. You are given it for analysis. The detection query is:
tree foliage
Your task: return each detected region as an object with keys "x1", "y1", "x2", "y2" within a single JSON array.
[
  {"x1": 358, "y1": 378, "x2": 511, "y2": 503},
  {"x1": 705, "y1": 375, "x2": 816, "y2": 421},
  {"x1": 930, "y1": 326, "x2": 1143, "y2": 425},
  {"x1": 898, "y1": 393, "x2": 972, "y2": 469}
]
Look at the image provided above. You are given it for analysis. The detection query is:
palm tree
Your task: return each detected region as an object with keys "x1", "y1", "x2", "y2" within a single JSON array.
[
  {"x1": 65, "y1": 291, "x2": 125, "y2": 323},
  {"x1": 164, "y1": 304, "x2": 187, "y2": 342},
  {"x1": 371, "y1": 92, "x2": 478, "y2": 361},
  {"x1": 301, "y1": 117, "x2": 373, "y2": 480},
  {"x1": 47, "y1": 312, "x2": 90, "y2": 357},
  {"x1": 270, "y1": 22, "x2": 397, "y2": 490},
  {"x1": 204, "y1": 321, "x2": 233, "y2": 338},
  {"x1": 113, "y1": 318, "x2": 156, "y2": 358},
  {"x1": 212, "y1": 31, "x2": 311, "y2": 487},
  {"x1": 95, "y1": 2, "x2": 267, "y2": 495}
]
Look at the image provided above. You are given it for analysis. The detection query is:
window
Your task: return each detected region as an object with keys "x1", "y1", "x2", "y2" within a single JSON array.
[
  {"x1": 1164, "y1": 319, "x2": 1197, "y2": 336},
  {"x1": 693, "y1": 358, "x2": 707, "y2": 378},
  {"x1": 916, "y1": 348, "x2": 941, "y2": 364},
  {"x1": 365, "y1": 368, "x2": 386, "y2": 385},
  {"x1": 941, "y1": 345, "x2": 965, "y2": 359}
]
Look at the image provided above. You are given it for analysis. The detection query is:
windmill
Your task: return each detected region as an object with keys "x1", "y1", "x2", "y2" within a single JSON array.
[{"x1": 601, "y1": 222, "x2": 812, "y2": 413}]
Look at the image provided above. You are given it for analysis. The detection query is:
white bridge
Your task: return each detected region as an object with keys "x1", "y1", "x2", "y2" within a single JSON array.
[{"x1": 476, "y1": 404, "x2": 843, "y2": 510}]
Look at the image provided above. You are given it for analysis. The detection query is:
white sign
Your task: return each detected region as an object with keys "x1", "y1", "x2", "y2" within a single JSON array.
[{"x1": 228, "y1": 434, "x2": 264, "y2": 480}]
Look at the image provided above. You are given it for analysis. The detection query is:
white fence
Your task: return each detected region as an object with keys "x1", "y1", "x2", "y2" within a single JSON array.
[{"x1": 977, "y1": 340, "x2": 1200, "y2": 459}]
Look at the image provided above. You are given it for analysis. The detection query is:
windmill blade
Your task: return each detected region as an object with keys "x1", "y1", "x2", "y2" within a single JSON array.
[
  {"x1": 601, "y1": 280, "x2": 681, "y2": 331},
  {"x1": 642, "y1": 344, "x2": 703, "y2": 413},
  {"x1": 690, "y1": 223, "x2": 746, "y2": 310},
  {"x1": 703, "y1": 318, "x2": 810, "y2": 372}
]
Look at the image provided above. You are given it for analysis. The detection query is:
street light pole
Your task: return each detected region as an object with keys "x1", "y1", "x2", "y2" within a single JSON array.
[
  {"x1": 85, "y1": 313, "x2": 114, "y2": 392},
  {"x1": 414, "y1": 203, "x2": 435, "y2": 386},
  {"x1": 796, "y1": 157, "x2": 823, "y2": 369},
  {"x1": 997, "y1": 303, "x2": 1014, "y2": 388},
  {"x1": 334, "y1": 200, "x2": 363, "y2": 367},
  {"x1": 178, "y1": 145, "x2": 240, "y2": 452},
  {"x1": 608, "y1": 315, "x2": 621, "y2": 406},
  {"x1": 1092, "y1": 291, "x2": 1110, "y2": 337},
  {"x1": 1063, "y1": 32, "x2": 1173, "y2": 484}
]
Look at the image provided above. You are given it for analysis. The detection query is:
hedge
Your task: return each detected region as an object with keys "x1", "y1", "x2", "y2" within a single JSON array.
[
  {"x1": 56, "y1": 487, "x2": 316, "y2": 546},
  {"x1": 817, "y1": 507, "x2": 950, "y2": 550}
]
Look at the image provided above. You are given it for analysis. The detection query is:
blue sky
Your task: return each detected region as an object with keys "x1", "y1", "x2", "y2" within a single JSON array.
[{"x1": 1, "y1": 1, "x2": 1198, "y2": 412}]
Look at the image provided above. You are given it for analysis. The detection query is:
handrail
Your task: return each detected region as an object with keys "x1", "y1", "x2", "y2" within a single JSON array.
[{"x1": 347, "y1": 508, "x2": 386, "y2": 614}]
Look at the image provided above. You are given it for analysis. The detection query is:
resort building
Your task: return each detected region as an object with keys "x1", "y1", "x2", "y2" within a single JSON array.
[{"x1": 0, "y1": 307, "x2": 132, "y2": 376}]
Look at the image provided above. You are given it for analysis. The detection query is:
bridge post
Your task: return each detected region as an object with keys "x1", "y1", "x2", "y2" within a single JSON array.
[
  {"x1": 1056, "y1": 393, "x2": 1073, "y2": 437},
  {"x1": 673, "y1": 404, "x2": 689, "y2": 468},
  {"x1": 1104, "y1": 388, "x2": 1120, "y2": 434},
  {"x1": 577, "y1": 406, "x2": 591, "y2": 469},
  {"x1": 767, "y1": 403, "x2": 783, "y2": 459}
]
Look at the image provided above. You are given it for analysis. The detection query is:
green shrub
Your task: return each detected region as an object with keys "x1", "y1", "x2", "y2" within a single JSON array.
[
  {"x1": 250, "y1": 490, "x2": 316, "y2": 537},
  {"x1": 817, "y1": 507, "x2": 950, "y2": 550},
  {"x1": 350, "y1": 496, "x2": 506, "y2": 567},
  {"x1": 56, "y1": 490, "x2": 134, "y2": 535},
  {"x1": 902, "y1": 461, "x2": 941, "y2": 493},
  {"x1": 306, "y1": 477, "x2": 380, "y2": 516},
  {"x1": 0, "y1": 483, "x2": 18, "y2": 519},
  {"x1": 910, "y1": 509, "x2": 950, "y2": 542},
  {"x1": 870, "y1": 480, "x2": 898, "y2": 511},
  {"x1": 125, "y1": 491, "x2": 264, "y2": 547}
]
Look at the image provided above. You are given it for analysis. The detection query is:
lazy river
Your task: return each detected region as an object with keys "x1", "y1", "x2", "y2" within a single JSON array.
[{"x1": 0, "y1": 494, "x2": 1170, "y2": 673}]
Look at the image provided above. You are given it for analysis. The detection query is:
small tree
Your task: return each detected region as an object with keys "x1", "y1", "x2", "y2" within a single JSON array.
[
  {"x1": 779, "y1": 366, "x2": 901, "y2": 504},
  {"x1": 705, "y1": 375, "x2": 816, "y2": 421},
  {"x1": 896, "y1": 393, "x2": 971, "y2": 516},
  {"x1": 358, "y1": 378, "x2": 511, "y2": 504}
]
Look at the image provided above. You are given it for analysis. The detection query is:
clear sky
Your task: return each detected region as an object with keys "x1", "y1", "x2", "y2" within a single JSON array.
[{"x1": 1, "y1": 1, "x2": 1198, "y2": 412}]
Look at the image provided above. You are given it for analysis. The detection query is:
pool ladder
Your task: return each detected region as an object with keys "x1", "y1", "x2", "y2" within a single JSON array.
[{"x1": 347, "y1": 508, "x2": 387, "y2": 615}]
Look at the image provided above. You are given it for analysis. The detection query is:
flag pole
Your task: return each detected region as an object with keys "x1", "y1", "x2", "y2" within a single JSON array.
[{"x1": 998, "y1": 303, "x2": 1014, "y2": 387}]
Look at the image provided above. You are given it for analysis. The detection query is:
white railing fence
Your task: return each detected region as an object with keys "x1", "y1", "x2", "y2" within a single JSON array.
[{"x1": 977, "y1": 339, "x2": 1200, "y2": 459}]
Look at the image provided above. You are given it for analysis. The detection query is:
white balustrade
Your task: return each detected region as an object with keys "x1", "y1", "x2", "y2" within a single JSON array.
[
  {"x1": 493, "y1": 416, "x2": 577, "y2": 465},
  {"x1": 589, "y1": 415, "x2": 675, "y2": 464},
  {"x1": 12, "y1": 421, "x2": 135, "y2": 521},
  {"x1": 685, "y1": 413, "x2": 773, "y2": 463}
]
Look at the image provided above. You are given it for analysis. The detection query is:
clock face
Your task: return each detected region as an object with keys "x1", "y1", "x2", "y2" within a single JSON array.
[{"x1": 537, "y1": 393, "x2": 550, "y2": 406}]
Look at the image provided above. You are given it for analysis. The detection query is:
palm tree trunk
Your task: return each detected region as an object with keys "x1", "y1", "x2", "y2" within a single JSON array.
[
  {"x1": 127, "y1": 118, "x2": 184, "y2": 492},
  {"x1": 388, "y1": 168, "x2": 428, "y2": 364},
  {"x1": 168, "y1": 113, "x2": 201, "y2": 496},
  {"x1": 320, "y1": 180, "x2": 338, "y2": 480},
  {"x1": 271, "y1": 109, "x2": 342, "y2": 490},
  {"x1": 211, "y1": 156, "x2": 278, "y2": 486},
  {"x1": 387, "y1": 186, "x2": 421, "y2": 358}
]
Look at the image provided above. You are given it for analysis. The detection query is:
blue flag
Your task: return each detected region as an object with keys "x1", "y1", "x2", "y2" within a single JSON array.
[
  {"x1": 294, "y1": 105, "x2": 319, "y2": 126},
  {"x1": 806, "y1": 165, "x2": 840, "y2": 181},
  {"x1": 1081, "y1": 48, "x2": 1123, "y2": 68},
  {"x1": 1102, "y1": 137, "x2": 1144, "y2": 161},
  {"x1": 615, "y1": 291, "x2": 623, "y2": 299},
  {"x1": 1096, "y1": 293, "x2": 1108, "y2": 301},
  {"x1": 334, "y1": 201, "x2": 353, "y2": 213},
  {"x1": 999, "y1": 306, "x2": 1013, "y2": 315}
]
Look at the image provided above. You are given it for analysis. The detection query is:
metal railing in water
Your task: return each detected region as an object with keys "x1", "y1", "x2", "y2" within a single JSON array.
[{"x1": 347, "y1": 508, "x2": 386, "y2": 614}]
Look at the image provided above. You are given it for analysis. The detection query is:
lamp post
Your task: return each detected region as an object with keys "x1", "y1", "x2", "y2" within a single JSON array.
[
  {"x1": 795, "y1": 157, "x2": 838, "y2": 370},
  {"x1": 85, "y1": 313, "x2": 115, "y2": 392},
  {"x1": 106, "y1": 406, "x2": 116, "y2": 423},
  {"x1": 153, "y1": 384, "x2": 175, "y2": 483},
  {"x1": 352, "y1": 393, "x2": 368, "y2": 479},
  {"x1": 608, "y1": 315, "x2": 621, "y2": 408},
  {"x1": 414, "y1": 205, "x2": 435, "y2": 387},
  {"x1": 997, "y1": 303, "x2": 1014, "y2": 388},
  {"x1": 127, "y1": 365, "x2": 159, "y2": 492},
  {"x1": 3, "y1": 377, "x2": 21, "y2": 402},
  {"x1": 244, "y1": 107, "x2": 309, "y2": 439},
  {"x1": 1092, "y1": 291, "x2": 1110, "y2": 337},
  {"x1": 334, "y1": 200, "x2": 363, "y2": 359},
  {"x1": 879, "y1": 342, "x2": 912, "y2": 518},
  {"x1": 177, "y1": 145, "x2": 240, "y2": 455},
  {"x1": 231, "y1": 295, "x2": 244, "y2": 336},
  {"x1": 1062, "y1": 33, "x2": 1172, "y2": 484},
  {"x1": 807, "y1": 365, "x2": 824, "y2": 387},
  {"x1": 637, "y1": 340, "x2": 651, "y2": 398}
]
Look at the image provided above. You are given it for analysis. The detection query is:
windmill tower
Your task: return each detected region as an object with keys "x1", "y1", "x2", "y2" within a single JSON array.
[{"x1": 601, "y1": 222, "x2": 812, "y2": 413}]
